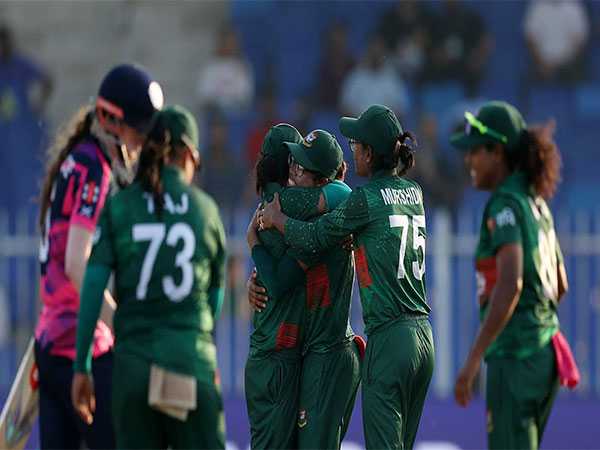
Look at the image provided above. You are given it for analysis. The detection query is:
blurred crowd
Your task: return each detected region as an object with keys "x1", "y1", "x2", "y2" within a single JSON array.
[{"x1": 0, "y1": 0, "x2": 598, "y2": 218}]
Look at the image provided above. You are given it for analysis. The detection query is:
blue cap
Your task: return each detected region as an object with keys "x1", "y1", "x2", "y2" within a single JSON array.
[{"x1": 97, "y1": 63, "x2": 164, "y2": 133}]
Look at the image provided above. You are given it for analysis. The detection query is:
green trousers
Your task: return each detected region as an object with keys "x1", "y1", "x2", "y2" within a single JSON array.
[
  {"x1": 111, "y1": 351, "x2": 225, "y2": 450},
  {"x1": 486, "y1": 342, "x2": 559, "y2": 450},
  {"x1": 245, "y1": 353, "x2": 302, "y2": 450},
  {"x1": 362, "y1": 317, "x2": 434, "y2": 450},
  {"x1": 297, "y1": 340, "x2": 362, "y2": 449}
]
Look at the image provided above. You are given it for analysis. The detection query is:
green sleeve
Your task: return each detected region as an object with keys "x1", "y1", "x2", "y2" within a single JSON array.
[
  {"x1": 88, "y1": 197, "x2": 115, "y2": 267},
  {"x1": 487, "y1": 195, "x2": 523, "y2": 253},
  {"x1": 279, "y1": 186, "x2": 322, "y2": 220},
  {"x1": 285, "y1": 187, "x2": 371, "y2": 253},
  {"x1": 74, "y1": 264, "x2": 111, "y2": 373},
  {"x1": 259, "y1": 184, "x2": 325, "y2": 263},
  {"x1": 208, "y1": 287, "x2": 224, "y2": 321},
  {"x1": 209, "y1": 208, "x2": 227, "y2": 320},
  {"x1": 322, "y1": 180, "x2": 352, "y2": 210},
  {"x1": 252, "y1": 245, "x2": 306, "y2": 299}
]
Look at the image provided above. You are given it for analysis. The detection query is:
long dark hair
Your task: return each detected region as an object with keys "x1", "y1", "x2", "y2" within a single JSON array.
[
  {"x1": 254, "y1": 153, "x2": 289, "y2": 194},
  {"x1": 39, "y1": 106, "x2": 93, "y2": 232},
  {"x1": 371, "y1": 131, "x2": 417, "y2": 176},
  {"x1": 134, "y1": 116, "x2": 172, "y2": 216},
  {"x1": 505, "y1": 122, "x2": 561, "y2": 199}
]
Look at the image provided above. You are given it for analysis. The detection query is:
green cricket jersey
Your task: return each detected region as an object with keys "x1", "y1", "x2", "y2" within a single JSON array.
[
  {"x1": 250, "y1": 181, "x2": 356, "y2": 356},
  {"x1": 285, "y1": 172, "x2": 430, "y2": 336},
  {"x1": 88, "y1": 166, "x2": 226, "y2": 383},
  {"x1": 249, "y1": 183, "x2": 321, "y2": 358},
  {"x1": 302, "y1": 181, "x2": 355, "y2": 353},
  {"x1": 475, "y1": 171, "x2": 561, "y2": 359}
]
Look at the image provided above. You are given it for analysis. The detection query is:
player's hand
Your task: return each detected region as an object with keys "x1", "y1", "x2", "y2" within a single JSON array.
[
  {"x1": 247, "y1": 268, "x2": 268, "y2": 312},
  {"x1": 454, "y1": 357, "x2": 480, "y2": 407},
  {"x1": 247, "y1": 205, "x2": 261, "y2": 249},
  {"x1": 259, "y1": 193, "x2": 284, "y2": 231},
  {"x1": 71, "y1": 372, "x2": 96, "y2": 425}
]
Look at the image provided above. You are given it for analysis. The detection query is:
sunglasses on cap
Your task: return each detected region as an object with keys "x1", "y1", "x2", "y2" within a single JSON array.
[{"x1": 464, "y1": 112, "x2": 508, "y2": 145}]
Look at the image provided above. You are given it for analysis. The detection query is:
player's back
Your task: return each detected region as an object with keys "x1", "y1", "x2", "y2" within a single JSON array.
[
  {"x1": 103, "y1": 166, "x2": 225, "y2": 379},
  {"x1": 355, "y1": 174, "x2": 430, "y2": 335}
]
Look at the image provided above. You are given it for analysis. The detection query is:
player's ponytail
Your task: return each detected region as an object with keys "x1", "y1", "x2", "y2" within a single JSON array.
[
  {"x1": 135, "y1": 117, "x2": 170, "y2": 216},
  {"x1": 39, "y1": 106, "x2": 93, "y2": 233},
  {"x1": 371, "y1": 131, "x2": 417, "y2": 176},
  {"x1": 396, "y1": 132, "x2": 417, "y2": 177},
  {"x1": 506, "y1": 122, "x2": 561, "y2": 199}
]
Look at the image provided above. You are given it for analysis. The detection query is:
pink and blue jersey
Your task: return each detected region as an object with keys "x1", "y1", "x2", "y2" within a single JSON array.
[{"x1": 36, "y1": 139, "x2": 114, "y2": 360}]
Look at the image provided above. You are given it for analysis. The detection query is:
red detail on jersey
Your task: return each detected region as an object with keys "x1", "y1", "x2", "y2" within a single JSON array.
[
  {"x1": 355, "y1": 246, "x2": 372, "y2": 288},
  {"x1": 475, "y1": 256, "x2": 497, "y2": 305},
  {"x1": 85, "y1": 181, "x2": 96, "y2": 204},
  {"x1": 61, "y1": 176, "x2": 76, "y2": 216},
  {"x1": 275, "y1": 323, "x2": 299, "y2": 350},
  {"x1": 353, "y1": 335, "x2": 367, "y2": 360},
  {"x1": 306, "y1": 264, "x2": 331, "y2": 310},
  {"x1": 29, "y1": 363, "x2": 39, "y2": 391},
  {"x1": 214, "y1": 368, "x2": 221, "y2": 388}
]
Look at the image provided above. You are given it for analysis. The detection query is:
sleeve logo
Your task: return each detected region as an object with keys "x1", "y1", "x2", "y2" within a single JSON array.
[{"x1": 496, "y1": 207, "x2": 516, "y2": 227}]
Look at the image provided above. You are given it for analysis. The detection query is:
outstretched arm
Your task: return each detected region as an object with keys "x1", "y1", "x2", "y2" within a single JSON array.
[{"x1": 260, "y1": 189, "x2": 369, "y2": 254}]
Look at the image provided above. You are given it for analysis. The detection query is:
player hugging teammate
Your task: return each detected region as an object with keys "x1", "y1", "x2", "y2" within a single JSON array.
[
  {"x1": 245, "y1": 125, "x2": 362, "y2": 450},
  {"x1": 259, "y1": 105, "x2": 435, "y2": 450}
]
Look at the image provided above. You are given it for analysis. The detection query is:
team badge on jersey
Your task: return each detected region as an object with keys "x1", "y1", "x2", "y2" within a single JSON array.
[
  {"x1": 302, "y1": 131, "x2": 318, "y2": 147},
  {"x1": 496, "y1": 207, "x2": 516, "y2": 227},
  {"x1": 297, "y1": 409, "x2": 307, "y2": 428}
]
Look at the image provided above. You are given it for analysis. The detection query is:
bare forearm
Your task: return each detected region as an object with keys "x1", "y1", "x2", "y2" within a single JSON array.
[
  {"x1": 468, "y1": 284, "x2": 520, "y2": 361},
  {"x1": 272, "y1": 213, "x2": 287, "y2": 234},
  {"x1": 100, "y1": 291, "x2": 116, "y2": 331}
]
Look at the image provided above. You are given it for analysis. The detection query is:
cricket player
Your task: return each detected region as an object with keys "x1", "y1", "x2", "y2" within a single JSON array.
[
  {"x1": 35, "y1": 63, "x2": 163, "y2": 449},
  {"x1": 260, "y1": 105, "x2": 435, "y2": 450},
  {"x1": 248, "y1": 128, "x2": 361, "y2": 449},
  {"x1": 451, "y1": 101, "x2": 577, "y2": 449},
  {"x1": 71, "y1": 106, "x2": 226, "y2": 449}
]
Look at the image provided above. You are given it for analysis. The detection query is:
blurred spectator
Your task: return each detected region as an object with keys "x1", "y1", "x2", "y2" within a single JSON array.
[
  {"x1": 198, "y1": 115, "x2": 252, "y2": 209},
  {"x1": 315, "y1": 22, "x2": 355, "y2": 112},
  {"x1": 340, "y1": 33, "x2": 410, "y2": 119},
  {"x1": 411, "y1": 114, "x2": 466, "y2": 210},
  {"x1": 196, "y1": 24, "x2": 254, "y2": 115},
  {"x1": 377, "y1": 0, "x2": 433, "y2": 82},
  {"x1": 423, "y1": 0, "x2": 492, "y2": 96},
  {"x1": 524, "y1": 0, "x2": 590, "y2": 84},
  {"x1": 0, "y1": 23, "x2": 53, "y2": 211},
  {"x1": 244, "y1": 89, "x2": 280, "y2": 169}
]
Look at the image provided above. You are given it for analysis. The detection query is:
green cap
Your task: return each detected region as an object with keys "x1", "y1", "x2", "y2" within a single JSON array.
[
  {"x1": 339, "y1": 104, "x2": 403, "y2": 155},
  {"x1": 160, "y1": 105, "x2": 200, "y2": 159},
  {"x1": 450, "y1": 100, "x2": 527, "y2": 152},
  {"x1": 285, "y1": 129, "x2": 343, "y2": 180},
  {"x1": 261, "y1": 123, "x2": 303, "y2": 163}
]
